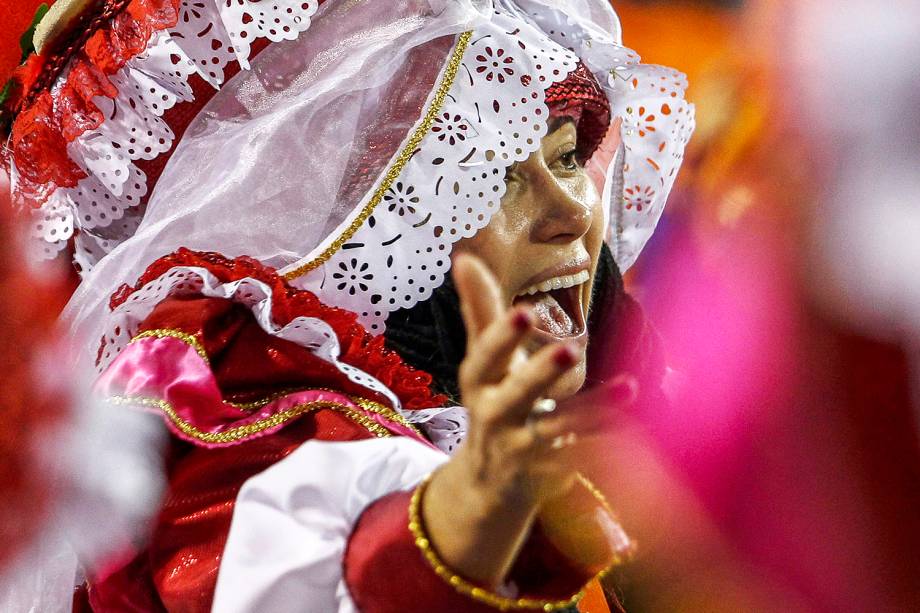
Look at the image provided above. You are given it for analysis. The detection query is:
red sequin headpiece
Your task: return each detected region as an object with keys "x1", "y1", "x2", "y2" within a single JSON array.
[{"x1": 545, "y1": 61, "x2": 612, "y2": 161}]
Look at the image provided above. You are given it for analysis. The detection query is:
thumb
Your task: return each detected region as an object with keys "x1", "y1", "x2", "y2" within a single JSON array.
[{"x1": 452, "y1": 253, "x2": 505, "y2": 342}]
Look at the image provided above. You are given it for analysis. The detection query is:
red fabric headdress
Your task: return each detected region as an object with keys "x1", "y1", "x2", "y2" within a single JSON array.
[{"x1": 545, "y1": 61, "x2": 612, "y2": 161}]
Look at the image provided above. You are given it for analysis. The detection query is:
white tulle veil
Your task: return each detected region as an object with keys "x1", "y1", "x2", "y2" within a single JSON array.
[{"x1": 10, "y1": 0, "x2": 693, "y2": 371}]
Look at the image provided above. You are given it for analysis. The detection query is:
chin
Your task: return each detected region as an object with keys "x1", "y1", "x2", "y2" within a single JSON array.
[{"x1": 546, "y1": 356, "x2": 587, "y2": 400}]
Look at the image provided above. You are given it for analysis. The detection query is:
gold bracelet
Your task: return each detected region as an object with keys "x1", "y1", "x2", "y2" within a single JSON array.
[
  {"x1": 408, "y1": 475, "x2": 587, "y2": 611},
  {"x1": 575, "y1": 473, "x2": 638, "y2": 572}
]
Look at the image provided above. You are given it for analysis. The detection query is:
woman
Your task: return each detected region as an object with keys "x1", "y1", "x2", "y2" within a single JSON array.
[{"x1": 4, "y1": 0, "x2": 693, "y2": 610}]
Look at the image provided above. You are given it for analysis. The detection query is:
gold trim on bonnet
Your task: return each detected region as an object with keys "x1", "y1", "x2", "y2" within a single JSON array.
[{"x1": 281, "y1": 30, "x2": 474, "y2": 281}]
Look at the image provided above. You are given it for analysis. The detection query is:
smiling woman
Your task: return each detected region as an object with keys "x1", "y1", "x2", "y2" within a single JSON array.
[
  {"x1": 455, "y1": 119, "x2": 606, "y2": 397},
  {"x1": 4, "y1": 0, "x2": 692, "y2": 611}
]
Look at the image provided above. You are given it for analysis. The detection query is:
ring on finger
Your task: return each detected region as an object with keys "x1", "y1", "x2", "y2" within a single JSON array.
[
  {"x1": 526, "y1": 397, "x2": 555, "y2": 443},
  {"x1": 530, "y1": 397, "x2": 557, "y2": 416},
  {"x1": 550, "y1": 432, "x2": 578, "y2": 450}
]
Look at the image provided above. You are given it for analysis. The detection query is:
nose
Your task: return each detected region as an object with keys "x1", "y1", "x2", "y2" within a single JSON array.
[{"x1": 524, "y1": 161, "x2": 593, "y2": 245}]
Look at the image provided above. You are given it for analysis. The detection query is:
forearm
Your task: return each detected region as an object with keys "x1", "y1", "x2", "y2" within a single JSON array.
[
  {"x1": 422, "y1": 447, "x2": 539, "y2": 587},
  {"x1": 538, "y1": 473, "x2": 634, "y2": 575}
]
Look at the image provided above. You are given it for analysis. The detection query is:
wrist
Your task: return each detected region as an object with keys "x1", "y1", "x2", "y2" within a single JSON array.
[
  {"x1": 443, "y1": 445, "x2": 536, "y2": 517},
  {"x1": 422, "y1": 453, "x2": 539, "y2": 586},
  {"x1": 408, "y1": 477, "x2": 590, "y2": 612}
]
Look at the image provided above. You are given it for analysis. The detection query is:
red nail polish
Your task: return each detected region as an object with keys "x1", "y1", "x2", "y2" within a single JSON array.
[
  {"x1": 553, "y1": 344, "x2": 577, "y2": 368},
  {"x1": 609, "y1": 377, "x2": 638, "y2": 404},
  {"x1": 512, "y1": 310, "x2": 531, "y2": 331}
]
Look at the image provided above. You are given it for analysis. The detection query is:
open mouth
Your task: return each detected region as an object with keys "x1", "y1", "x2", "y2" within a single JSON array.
[{"x1": 512, "y1": 270, "x2": 588, "y2": 339}]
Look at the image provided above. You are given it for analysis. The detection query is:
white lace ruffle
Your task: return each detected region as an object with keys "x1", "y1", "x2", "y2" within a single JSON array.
[
  {"x1": 38, "y1": 0, "x2": 692, "y2": 347},
  {"x1": 96, "y1": 265, "x2": 403, "y2": 412},
  {"x1": 25, "y1": 0, "x2": 320, "y2": 265},
  {"x1": 514, "y1": 0, "x2": 696, "y2": 271}
]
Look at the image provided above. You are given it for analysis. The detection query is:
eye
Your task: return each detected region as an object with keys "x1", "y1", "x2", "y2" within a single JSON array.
[{"x1": 555, "y1": 147, "x2": 580, "y2": 172}]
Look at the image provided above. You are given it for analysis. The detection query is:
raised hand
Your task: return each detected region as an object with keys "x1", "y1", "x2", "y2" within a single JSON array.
[{"x1": 422, "y1": 253, "x2": 636, "y2": 587}]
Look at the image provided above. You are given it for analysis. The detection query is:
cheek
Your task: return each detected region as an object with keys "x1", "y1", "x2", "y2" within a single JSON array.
[
  {"x1": 584, "y1": 184, "x2": 607, "y2": 253},
  {"x1": 451, "y1": 212, "x2": 517, "y2": 284}
]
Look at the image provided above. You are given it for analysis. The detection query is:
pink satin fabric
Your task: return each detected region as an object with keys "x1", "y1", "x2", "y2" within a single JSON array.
[{"x1": 94, "y1": 335, "x2": 429, "y2": 447}]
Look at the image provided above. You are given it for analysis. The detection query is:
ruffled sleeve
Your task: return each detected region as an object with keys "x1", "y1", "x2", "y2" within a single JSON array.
[{"x1": 212, "y1": 437, "x2": 448, "y2": 612}]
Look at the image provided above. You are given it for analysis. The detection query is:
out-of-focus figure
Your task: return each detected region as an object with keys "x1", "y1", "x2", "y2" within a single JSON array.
[
  {"x1": 590, "y1": 2, "x2": 920, "y2": 612},
  {"x1": 0, "y1": 165, "x2": 164, "y2": 612}
]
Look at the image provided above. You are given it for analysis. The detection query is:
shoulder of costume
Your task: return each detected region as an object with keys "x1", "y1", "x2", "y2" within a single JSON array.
[{"x1": 95, "y1": 248, "x2": 445, "y2": 448}]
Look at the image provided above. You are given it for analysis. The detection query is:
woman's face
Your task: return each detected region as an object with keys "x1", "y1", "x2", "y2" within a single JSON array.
[{"x1": 453, "y1": 120, "x2": 606, "y2": 399}]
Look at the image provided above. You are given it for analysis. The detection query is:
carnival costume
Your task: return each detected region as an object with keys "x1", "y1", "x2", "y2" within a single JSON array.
[{"x1": 3, "y1": 0, "x2": 693, "y2": 611}]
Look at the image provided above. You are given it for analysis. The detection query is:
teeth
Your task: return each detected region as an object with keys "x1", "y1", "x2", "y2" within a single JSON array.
[{"x1": 516, "y1": 270, "x2": 589, "y2": 297}]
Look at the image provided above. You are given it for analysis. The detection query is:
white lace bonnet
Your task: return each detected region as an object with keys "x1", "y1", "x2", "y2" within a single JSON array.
[{"x1": 7, "y1": 0, "x2": 694, "y2": 379}]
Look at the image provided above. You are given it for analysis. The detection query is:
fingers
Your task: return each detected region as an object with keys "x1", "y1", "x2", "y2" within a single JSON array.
[
  {"x1": 492, "y1": 342, "x2": 580, "y2": 422},
  {"x1": 452, "y1": 254, "x2": 505, "y2": 341},
  {"x1": 460, "y1": 306, "x2": 533, "y2": 386},
  {"x1": 532, "y1": 375, "x2": 638, "y2": 442}
]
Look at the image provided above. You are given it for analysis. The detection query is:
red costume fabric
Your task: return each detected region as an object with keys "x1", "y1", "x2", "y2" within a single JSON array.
[
  {"x1": 88, "y1": 252, "x2": 609, "y2": 612},
  {"x1": 345, "y1": 491, "x2": 605, "y2": 613}
]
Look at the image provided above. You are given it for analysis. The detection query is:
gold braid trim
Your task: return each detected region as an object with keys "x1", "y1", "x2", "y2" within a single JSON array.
[
  {"x1": 226, "y1": 387, "x2": 315, "y2": 412},
  {"x1": 128, "y1": 330, "x2": 425, "y2": 440},
  {"x1": 408, "y1": 475, "x2": 588, "y2": 611},
  {"x1": 576, "y1": 473, "x2": 638, "y2": 568},
  {"x1": 227, "y1": 389, "x2": 424, "y2": 439},
  {"x1": 131, "y1": 329, "x2": 210, "y2": 364},
  {"x1": 352, "y1": 395, "x2": 424, "y2": 438},
  {"x1": 108, "y1": 395, "x2": 395, "y2": 445},
  {"x1": 281, "y1": 30, "x2": 473, "y2": 280}
]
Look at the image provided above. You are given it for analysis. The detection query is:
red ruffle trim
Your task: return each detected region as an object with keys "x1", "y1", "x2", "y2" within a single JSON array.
[
  {"x1": 8, "y1": 0, "x2": 181, "y2": 208},
  {"x1": 109, "y1": 248, "x2": 449, "y2": 411}
]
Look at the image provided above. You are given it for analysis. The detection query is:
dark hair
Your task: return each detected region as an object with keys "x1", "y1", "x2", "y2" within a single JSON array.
[{"x1": 382, "y1": 242, "x2": 659, "y2": 401}]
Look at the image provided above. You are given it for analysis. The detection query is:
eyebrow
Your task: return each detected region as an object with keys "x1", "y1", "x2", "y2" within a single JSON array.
[{"x1": 547, "y1": 115, "x2": 576, "y2": 133}]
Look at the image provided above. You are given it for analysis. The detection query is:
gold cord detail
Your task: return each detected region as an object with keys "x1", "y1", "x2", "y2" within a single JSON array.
[
  {"x1": 128, "y1": 330, "x2": 424, "y2": 441},
  {"x1": 282, "y1": 30, "x2": 473, "y2": 281},
  {"x1": 352, "y1": 396, "x2": 424, "y2": 438},
  {"x1": 108, "y1": 395, "x2": 396, "y2": 444},
  {"x1": 407, "y1": 475, "x2": 588, "y2": 611},
  {"x1": 229, "y1": 389, "x2": 423, "y2": 438},
  {"x1": 226, "y1": 387, "x2": 315, "y2": 412},
  {"x1": 131, "y1": 329, "x2": 210, "y2": 364}
]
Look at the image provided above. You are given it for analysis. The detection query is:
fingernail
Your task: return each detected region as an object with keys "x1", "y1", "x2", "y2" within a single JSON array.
[
  {"x1": 553, "y1": 344, "x2": 577, "y2": 368},
  {"x1": 512, "y1": 310, "x2": 532, "y2": 331},
  {"x1": 609, "y1": 376, "x2": 638, "y2": 404}
]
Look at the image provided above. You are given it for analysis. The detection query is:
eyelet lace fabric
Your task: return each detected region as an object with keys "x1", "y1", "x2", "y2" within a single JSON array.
[
  {"x1": 50, "y1": 0, "x2": 693, "y2": 385},
  {"x1": 10, "y1": 0, "x2": 320, "y2": 262},
  {"x1": 275, "y1": 3, "x2": 693, "y2": 332},
  {"x1": 513, "y1": 0, "x2": 696, "y2": 270},
  {"x1": 281, "y1": 10, "x2": 581, "y2": 333}
]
